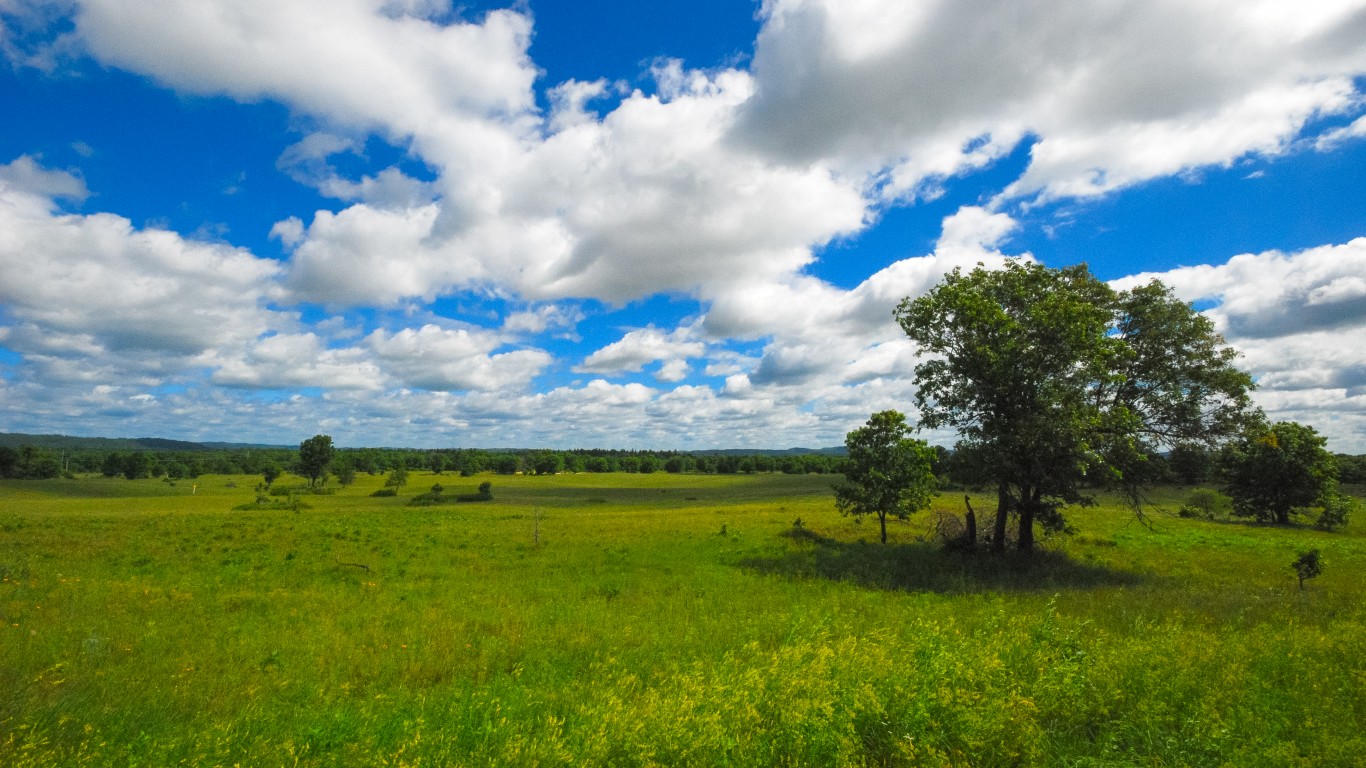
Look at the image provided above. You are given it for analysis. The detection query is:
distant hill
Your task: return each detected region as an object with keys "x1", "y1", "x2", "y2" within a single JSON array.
[
  {"x1": 0, "y1": 432, "x2": 288, "y2": 452},
  {"x1": 689, "y1": 447, "x2": 847, "y2": 457}
]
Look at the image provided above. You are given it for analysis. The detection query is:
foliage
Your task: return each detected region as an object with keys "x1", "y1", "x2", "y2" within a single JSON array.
[
  {"x1": 455, "y1": 481, "x2": 494, "y2": 502},
  {"x1": 1316, "y1": 490, "x2": 1357, "y2": 531},
  {"x1": 1292, "y1": 549, "x2": 1323, "y2": 590},
  {"x1": 297, "y1": 435, "x2": 335, "y2": 488},
  {"x1": 833, "y1": 411, "x2": 937, "y2": 544},
  {"x1": 1167, "y1": 443, "x2": 1214, "y2": 485},
  {"x1": 261, "y1": 463, "x2": 281, "y2": 487},
  {"x1": 1177, "y1": 488, "x2": 1233, "y2": 520},
  {"x1": 384, "y1": 465, "x2": 409, "y2": 491},
  {"x1": 408, "y1": 483, "x2": 448, "y2": 506},
  {"x1": 896, "y1": 260, "x2": 1254, "y2": 552},
  {"x1": 1222, "y1": 421, "x2": 1337, "y2": 524}
]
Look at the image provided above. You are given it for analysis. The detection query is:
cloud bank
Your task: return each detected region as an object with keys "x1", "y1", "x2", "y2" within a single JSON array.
[{"x1": 1, "y1": 0, "x2": 1365, "y2": 449}]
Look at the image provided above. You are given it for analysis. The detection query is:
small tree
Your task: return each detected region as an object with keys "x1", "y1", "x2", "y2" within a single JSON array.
[
  {"x1": 1222, "y1": 421, "x2": 1336, "y2": 524},
  {"x1": 1291, "y1": 549, "x2": 1322, "y2": 590},
  {"x1": 262, "y1": 463, "x2": 282, "y2": 488},
  {"x1": 298, "y1": 435, "x2": 335, "y2": 488},
  {"x1": 385, "y1": 465, "x2": 409, "y2": 491},
  {"x1": 834, "y1": 410, "x2": 938, "y2": 544}
]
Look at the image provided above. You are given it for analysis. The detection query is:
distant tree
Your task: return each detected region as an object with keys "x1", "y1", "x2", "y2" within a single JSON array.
[
  {"x1": 531, "y1": 452, "x2": 564, "y2": 476},
  {"x1": 122, "y1": 451, "x2": 152, "y2": 480},
  {"x1": 664, "y1": 457, "x2": 686, "y2": 473},
  {"x1": 385, "y1": 465, "x2": 409, "y2": 491},
  {"x1": 334, "y1": 460, "x2": 357, "y2": 486},
  {"x1": 262, "y1": 463, "x2": 282, "y2": 488},
  {"x1": 491, "y1": 455, "x2": 520, "y2": 475},
  {"x1": 619, "y1": 456, "x2": 641, "y2": 473},
  {"x1": 639, "y1": 456, "x2": 661, "y2": 474},
  {"x1": 100, "y1": 452, "x2": 124, "y2": 478},
  {"x1": 1222, "y1": 421, "x2": 1337, "y2": 525},
  {"x1": 834, "y1": 411, "x2": 938, "y2": 544},
  {"x1": 1167, "y1": 443, "x2": 1213, "y2": 486},
  {"x1": 0, "y1": 447, "x2": 19, "y2": 478},
  {"x1": 428, "y1": 452, "x2": 447, "y2": 475},
  {"x1": 896, "y1": 261, "x2": 1255, "y2": 552},
  {"x1": 298, "y1": 435, "x2": 335, "y2": 488},
  {"x1": 586, "y1": 456, "x2": 611, "y2": 473},
  {"x1": 1334, "y1": 453, "x2": 1366, "y2": 485}
]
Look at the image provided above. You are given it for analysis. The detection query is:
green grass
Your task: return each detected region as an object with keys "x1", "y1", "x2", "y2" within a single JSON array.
[{"x1": 2, "y1": 472, "x2": 1364, "y2": 766}]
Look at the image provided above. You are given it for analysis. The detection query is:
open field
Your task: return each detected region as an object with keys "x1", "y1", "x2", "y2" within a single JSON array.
[{"x1": 2, "y1": 472, "x2": 1365, "y2": 766}]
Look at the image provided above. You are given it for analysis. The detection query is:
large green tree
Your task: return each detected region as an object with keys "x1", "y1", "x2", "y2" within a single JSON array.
[
  {"x1": 298, "y1": 434, "x2": 335, "y2": 488},
  {"x1": 834, "y1": 410, "x2": 938, "y2": 544},
  {"x1": 1221, "y1": 421, "x2": 1337, "y2": 524},
  {"x1": 896, "y1": 260, "x2": 1254, "y2": 552}
]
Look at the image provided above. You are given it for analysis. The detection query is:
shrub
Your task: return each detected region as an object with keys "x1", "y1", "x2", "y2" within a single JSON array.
[
  {"x1": 1316, "y1": 491, "x2": 1357, "y2": 531},
  {"x1": 370, "y1": 488, "x2": 397, "y2": 497},
  {"x1": 408, "y1": 483, "x2": 449, "y2": 506},
  {"x1": 454, "y1": 481, "x2": 493, "y2": 502},
  {"x1": 1177, "y1": 488, "x2": 1234, "y2": 519}
]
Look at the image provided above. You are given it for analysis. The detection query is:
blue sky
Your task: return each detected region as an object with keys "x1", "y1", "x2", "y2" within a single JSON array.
[{"x1": 2, "y1": 0, "x2": 1366, "y2": 450}]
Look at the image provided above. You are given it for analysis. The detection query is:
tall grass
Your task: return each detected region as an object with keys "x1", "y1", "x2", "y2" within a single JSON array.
[{"x1": 2, "y1": 472, "x2": 1363, "y2": 765}]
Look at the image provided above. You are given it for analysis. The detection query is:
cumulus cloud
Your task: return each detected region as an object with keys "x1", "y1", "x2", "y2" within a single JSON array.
[
  {"x1": 740, "y1": 0, "x2": 1366, "y2": 201},
  {"x1": 577, "y1": 325, "x2": 706, "y2": 375},
  {"x1": 366, "y1": 323, "x2": 552, "y2": 391},
  {"x1": 1114, "y1": 238, "x2": 1366, "y2": 339},
  {"x1": 0, "y1": 160, "x2": 288, "y2": 384},
  {"x1": 1112, "y1": 238, "x2": 1366, "y2": 450},
  {"x1": 210, "y1": 333, "x2": 382, "y2": 390},
  {"x1": 0, "y1": 155, "x2": 88, "y2": 202}
]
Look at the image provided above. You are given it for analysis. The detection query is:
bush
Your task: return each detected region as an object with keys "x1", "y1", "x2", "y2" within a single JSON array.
[
  {"x1": 370, "y1": 488, "x2": 397, "y2": 497},
  {"x1": 455, "y1": 482, "x2": 493, "y2": 502},
  {"x1": 1316, "y1": 492, "x2": 1357, "y2": 531},
  {"x1": 408, "y1": 483, "x2": 449, "y2": 506},
  {"x1": 1177, "y1": 488, "x2": 1233, "y2": 519}
]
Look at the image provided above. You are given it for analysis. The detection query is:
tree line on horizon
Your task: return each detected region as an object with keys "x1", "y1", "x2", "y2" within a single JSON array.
[{"x1": 0, "y1": 443, "x2": 853, "y2": 482}]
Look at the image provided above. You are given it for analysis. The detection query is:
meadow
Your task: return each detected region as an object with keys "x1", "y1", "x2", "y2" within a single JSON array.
[{"x1": 2, "y1": 471, "x2": 1364, "y2": 767}]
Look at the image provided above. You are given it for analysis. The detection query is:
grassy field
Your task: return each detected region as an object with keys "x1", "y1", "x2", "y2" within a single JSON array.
[{"x1": 2, "y1": 472, "x2": 1364, "y2": 766}]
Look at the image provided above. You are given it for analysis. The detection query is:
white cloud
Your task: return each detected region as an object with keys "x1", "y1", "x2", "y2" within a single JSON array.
[
  {"x1": 0, "y1": 162, "x2": 288, "y2": 384},
  {"x1": 655, "y1": 358, "x2": 690, "y2": 383},
  {"x1": 740, "y1": 0, "x2": 1366, "y2": 202},
  {"x1": 1112, "y1": 237, "x2": 1366, "y2": 450},
  {"x1": 1114, "y1": 238, "x2": 1366, "y2": 339},
  {"x1": 577, "y1": 325, "x2": 706, "y2": 375},
  {"x1": 366, "y1": 323, "x2": 551, "y2": 391},
  {"x1": 210, "y1": 333, "x2": 383, "y2": 390},
  {"x1": 0, "y1": 155, "x2": 88, "y2": 202},
  {"x1": 501, "y1": 304, "x2": 584, "y2": 335}
]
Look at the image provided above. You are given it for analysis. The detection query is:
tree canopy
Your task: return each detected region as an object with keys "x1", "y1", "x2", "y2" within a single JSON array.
[
  {"x1": 1222, "y1": 421, "x2": 1337, "y2": 525},
  {"x1": 896, "y1": 260, "x2": 1255, "y2": 552},
  {"x1": 834, "y1": 410, "x2": 937, "y2": 544},
  {"x1": 298, "y1": 434, "x2": 335, "y2": 488}
]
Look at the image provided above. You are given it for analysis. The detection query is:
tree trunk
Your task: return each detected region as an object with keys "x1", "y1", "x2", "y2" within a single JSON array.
[
  {"x1": 992, "y1": 481, "x2": 1010, "y2": 554},
  {"x1": 1017, "y1": 487, "x2": 1038, "y2": 553},
  {"x1": 963, "y1": 495, "x2": 977, "y2": 550},
  {"x1": 879, "y1": 511, "x2": 888, "y2": 544}
]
